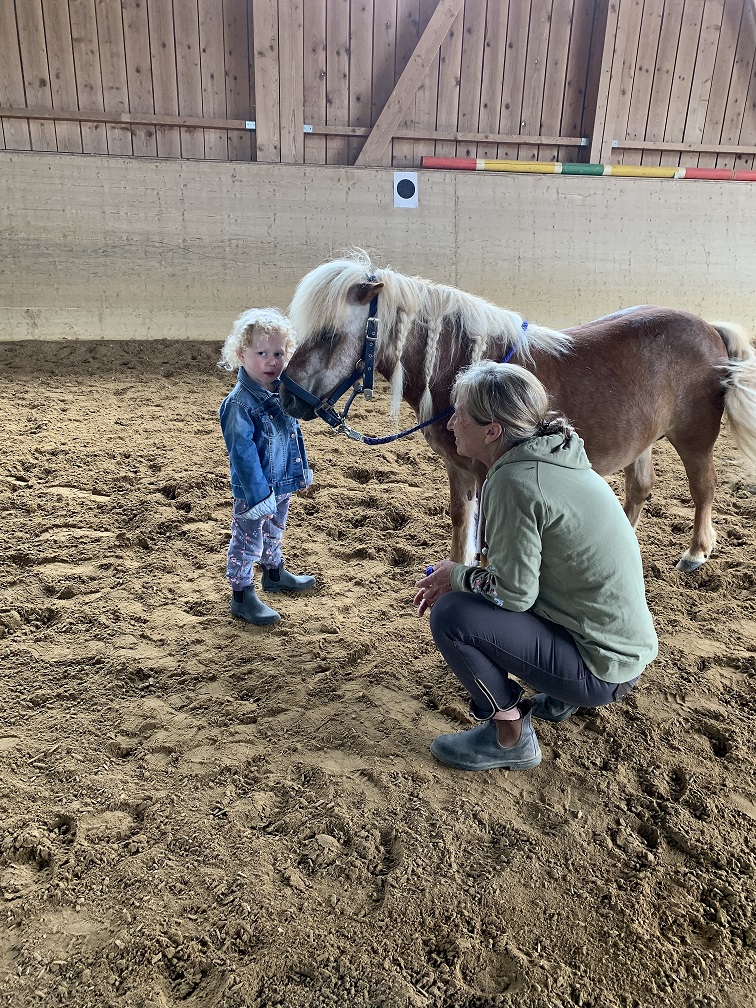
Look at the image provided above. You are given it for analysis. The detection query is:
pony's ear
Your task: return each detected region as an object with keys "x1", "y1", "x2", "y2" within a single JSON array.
[{"x1": 353, "y1": 281, "x2": 384, "y2": 305}]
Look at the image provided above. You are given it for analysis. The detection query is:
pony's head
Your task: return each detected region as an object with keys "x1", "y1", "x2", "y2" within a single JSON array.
[{"x1": 280, "y1": 250, "x2": 384, "y2": 420}]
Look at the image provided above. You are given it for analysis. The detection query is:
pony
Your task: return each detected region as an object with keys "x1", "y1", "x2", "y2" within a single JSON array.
[{"x1": 280, "y1": 250, "x2": 756, "y2": 570}]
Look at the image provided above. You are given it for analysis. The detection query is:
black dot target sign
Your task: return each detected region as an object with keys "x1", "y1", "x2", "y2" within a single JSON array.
[{"x1": 394, "y1": 171, "x2": 418, "y2": 208}]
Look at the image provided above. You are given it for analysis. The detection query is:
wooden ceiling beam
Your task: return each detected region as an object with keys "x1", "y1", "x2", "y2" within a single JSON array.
[{"x1": 354, "y1": 0, "x2": 464, "y2": 167}]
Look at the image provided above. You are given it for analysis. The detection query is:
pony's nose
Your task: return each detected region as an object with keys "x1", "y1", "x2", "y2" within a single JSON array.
[{"x1": 279, "y1": 388, "x2": 314, "y2": 420}]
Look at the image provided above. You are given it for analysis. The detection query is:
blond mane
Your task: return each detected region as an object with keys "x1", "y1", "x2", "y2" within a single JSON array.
[{"x1": 288, "y1": 249, "x2": 572, "y2": 420}]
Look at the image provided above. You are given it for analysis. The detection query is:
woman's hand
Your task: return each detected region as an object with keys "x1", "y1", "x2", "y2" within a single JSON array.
[{"x1": 413, "y1": 559, "x2": 456, "y2": 617}]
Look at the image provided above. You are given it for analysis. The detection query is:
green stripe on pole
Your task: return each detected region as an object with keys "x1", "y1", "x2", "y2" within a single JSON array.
[{"x1": 560, "y1": 163, "x2": 605, "y2": 175}]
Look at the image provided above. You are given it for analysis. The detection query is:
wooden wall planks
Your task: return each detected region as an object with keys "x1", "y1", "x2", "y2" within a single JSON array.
[
  {"x1": 15, "y1": 0, "x2": 57, "y2": 152},
  {"x1": 0, "y1": 0, "x2": 754, "y2": 168},
  {"x1": 303, "y1": 0, "x2": 326, "y2": 165},
  {"x1": 122, "y1": 0, "x2": 157, "y2": 158},
  {"x1": 174, "y1": 1, "x2": 205, "y2": 160},
  {"x1": 147, "y1": 0, "x2": 182, "y2": 158},
  {"x1": 325, "y1": 0, "x2": 350, "y2": 165},
  {"x1": 224, "y1": 0, "x2": 255, "y2": 162},
  {"x1": 0, "y1": 0, "x2": 31, "y2": 152}
]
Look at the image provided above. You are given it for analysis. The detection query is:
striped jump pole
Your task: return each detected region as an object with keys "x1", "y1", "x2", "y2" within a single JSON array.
[{"x1": 420, "y1": 156, "x2": 756, "y2": 182}]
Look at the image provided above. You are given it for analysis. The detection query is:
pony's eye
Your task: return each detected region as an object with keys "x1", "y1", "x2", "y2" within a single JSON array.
[{"x1": 316, "y1": 329, "x2": 337, "y2": 345}]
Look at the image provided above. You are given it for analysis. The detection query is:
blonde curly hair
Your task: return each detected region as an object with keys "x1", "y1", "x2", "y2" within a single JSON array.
[{"x1": 217, "y1": 308, "x2": 297, "y2": 372}]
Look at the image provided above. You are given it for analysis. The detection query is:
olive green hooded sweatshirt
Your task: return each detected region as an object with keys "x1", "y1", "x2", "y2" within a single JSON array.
[{"x1": 450, "y1": 433, "x2": 658, "y2": 683}]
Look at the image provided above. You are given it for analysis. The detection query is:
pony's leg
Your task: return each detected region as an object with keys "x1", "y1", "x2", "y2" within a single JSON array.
[
  {"x1": 671, "y1": 447, "x2": 717, "y2": 572},
  {"x1": 623, "y1": 448, "x2": 655, "y2": 529},
  {"x1": 445, "y1": 461, "x2": 477, "y2": 563}
]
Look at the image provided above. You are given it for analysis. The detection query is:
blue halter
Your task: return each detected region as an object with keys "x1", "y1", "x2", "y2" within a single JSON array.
[
  {"x1": 280, "y1": 280, "x2": 520, "y2": 444},
  {"x1": 279, "y1": 278, "x2": 379, "y2": 440}
]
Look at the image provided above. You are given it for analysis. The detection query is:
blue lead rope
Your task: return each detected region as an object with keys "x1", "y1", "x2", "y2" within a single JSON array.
[{"x1": 362, "y1": 345, "x2": 517, "y2": 446}]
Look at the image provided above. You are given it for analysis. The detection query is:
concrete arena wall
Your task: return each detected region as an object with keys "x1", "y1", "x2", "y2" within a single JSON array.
[{"x1": 1, "y1": 150, "x2": 755, "y2": 341}]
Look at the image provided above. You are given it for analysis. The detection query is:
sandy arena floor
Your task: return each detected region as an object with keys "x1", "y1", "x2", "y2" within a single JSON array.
[{"x1": 1, "y1": 340, "x2": 755, "y2": 1008}]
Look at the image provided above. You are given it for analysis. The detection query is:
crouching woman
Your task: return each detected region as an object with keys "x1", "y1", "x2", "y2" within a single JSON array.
[{"x1": 414, "y1": 361, "x2": 658, "y2": 772}]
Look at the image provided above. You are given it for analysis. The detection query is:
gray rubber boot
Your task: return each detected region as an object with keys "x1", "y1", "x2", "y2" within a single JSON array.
[
  {"x1": 261, "y1": 563, "x2": 315, "y2": 593},
  {"x1": 230, "y1": 585, "x2": 280, "y2": 625},
  {"x1": 529, "y1": 694, "x2": 579, "y2": 722},
  {"x1": 430, "y1": 706, "x2": 541, "y2": 771}
]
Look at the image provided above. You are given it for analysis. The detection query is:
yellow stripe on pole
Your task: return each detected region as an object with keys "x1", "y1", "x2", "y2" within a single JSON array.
[
  {"x1": 480, "y1": 160, "x2": 559, "y2": 174},
  {"x1": 605, "y1": 165, "x2": 679, "y2": 178}
]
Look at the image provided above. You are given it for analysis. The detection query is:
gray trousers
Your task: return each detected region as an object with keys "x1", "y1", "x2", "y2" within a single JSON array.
[
  {"x1": 429, "y1": 592, "x2": 638, "y2": 720},
  {"x1": 226, "y1": 494, "x2": 291, "y2": 590}
]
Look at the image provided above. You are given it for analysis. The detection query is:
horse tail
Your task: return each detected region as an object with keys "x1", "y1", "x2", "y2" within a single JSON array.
[{"x1": 711, "y1": 321, "x2": 756, "y2": 472}]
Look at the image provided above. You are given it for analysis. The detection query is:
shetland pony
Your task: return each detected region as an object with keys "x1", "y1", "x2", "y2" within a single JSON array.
[{"x1": 280, "y1": 251, "x2": 756, "y2": 569}]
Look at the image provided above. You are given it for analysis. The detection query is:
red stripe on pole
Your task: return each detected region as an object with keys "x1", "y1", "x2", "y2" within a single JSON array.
[
  {"x1": 682, "y1": 167, "x2": 736, "y2": 181},
  {"x1": 420, "y1": 156, "x2": 478, "y2": 170},
  {"x1": 734, "y1": 170, "x2": 756, "y2": 181}
]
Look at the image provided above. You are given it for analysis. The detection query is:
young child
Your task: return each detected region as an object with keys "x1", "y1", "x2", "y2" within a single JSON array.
[{"x1": 218, "y1": 308, "x2": 315, "y2": 625}]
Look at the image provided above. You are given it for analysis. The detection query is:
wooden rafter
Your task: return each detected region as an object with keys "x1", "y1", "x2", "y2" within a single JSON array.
[
  {"x1": 354, "y1": 0, "x2": 465, "y2": 167},
  {"x1": 588, "y1": 0, "x2": 622, "y2": 164}
]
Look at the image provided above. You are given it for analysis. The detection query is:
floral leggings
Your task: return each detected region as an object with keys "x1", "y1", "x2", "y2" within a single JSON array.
[{"x1": 226, "y1": 495, "x2": 291, "y2": 590}]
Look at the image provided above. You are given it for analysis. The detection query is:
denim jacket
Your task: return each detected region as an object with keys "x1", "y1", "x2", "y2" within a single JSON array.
[{"x1": 219, "y1": 369, "x2": 313, "y2": 513}]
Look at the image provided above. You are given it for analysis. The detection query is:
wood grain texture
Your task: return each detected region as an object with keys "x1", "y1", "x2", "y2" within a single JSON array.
[
  {"x1": 497, "y1": 0, "x2": 529, "y2": 160},
  {"x1": 476, "y1": 0, "x2": 509, "y2": 161},
  {"x1": 147, "y1": 0, "x2": 182, "y2": 158},
  {"x1": 455, "y1": 0, "x2": 487, "y2": 159},
  {"x1": 277, "y1": 0, "x2": 304, "y2": 163},
  {"x1": 519, "y1": 0, "x2": 551, "y2": 160},
  {"x1": 676, "y1": 0, "x2": 724, "y2": 168},
  {"x1": 413, "y1": 0, "x2": 441, "y2": 165},
  {"x1": 659, "y1": 0, "x2": 707, "y2": 168},
  {"x1": 538, "y1": 0, "x2": 573, "y2": 163},
  {"x1": 610, "y1": 0, "x2": 645, "y2": 166},
  {"x1": 643, "y1": 0, "x2": 685, "y2": 167},
  {"x1": 41, "y1": 0, "x2": 83, "y2": 152},
  {"x1": 15, "y1": 0, "x2": 58, "y2": 151},
  {"x1": 96, "y1": 0, "x2": 133, "y2": 155},
  {"x1": 303, "y1": 0, "x2": 326, "y2": 164},
  {"x1": 392, "y1": 0, "x2": 420, "y2": 168},
  {"x1": 0, "y1": 0, "x2": 32, "y2": 151},
  {"x1": 587, "y1": 0, "x2": 621, "y2": 163},
  {"x1": 224, "y1": 0, "x2": 254, "y2": 162},
  {"x1": 0, "y1": 0, "x2": 753, "y2": 168},
  {"x1": 558, "y1": 0, "x2": 594, "y2": 162},
  {"x1": 356, "y1": 0, "x2": 464, "y2": 166},
  {"x1": 325, "y1": 0, "x2": 350, "y2": 165},
  {"x1": 68, "y1": 0, "x2": 108, "y2": 153},
  {"x1": 122, "y1": 0, "x2": 158, "y2": 157},
  {"x1": 199, "y1": 0, "x2": 229, "y2": 159},
  {"x1": 174, "y1": 0, "x2": 205, "y2": 159},
  {"x1": 434, "y1": 5, "x2": 464, "y2": 161},
  {"x1": 348, "y1": 0, "x2": 374, "y2": 164},
  {"x1": 716, "y1": 1, "x2": 756, "y2": 168}
]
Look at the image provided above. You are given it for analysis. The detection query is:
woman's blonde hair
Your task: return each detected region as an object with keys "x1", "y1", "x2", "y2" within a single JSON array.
[
  {"x1": 218, "y1": 308, "x2": 297, "y2": 372},
  {"x1": 452, "y1": 360, "x2": 574, "y2": 448}
]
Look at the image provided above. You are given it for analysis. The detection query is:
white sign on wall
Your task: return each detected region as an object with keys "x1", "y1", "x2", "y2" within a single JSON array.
[{"x1": 394, "y1": 172, "x2": 418, "y2": 208}]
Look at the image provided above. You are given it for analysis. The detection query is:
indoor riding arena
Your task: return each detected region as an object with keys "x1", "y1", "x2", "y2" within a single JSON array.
[{"x1": 2, "y1": 2, "x2": 756, "y2": 1007}]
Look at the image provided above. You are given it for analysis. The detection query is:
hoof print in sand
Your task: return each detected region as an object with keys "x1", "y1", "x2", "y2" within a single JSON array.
[{"x1": 1, "y1": 826, "x2": 56, "y2": 901}]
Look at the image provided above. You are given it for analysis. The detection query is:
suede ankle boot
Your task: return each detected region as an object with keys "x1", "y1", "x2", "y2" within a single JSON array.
[
  {"x1": 230, "y1": 585, "x2": 280, "y2": 625},
  {"x1": 430, "y1": 704, "x2": 541, "y2": 771},
  {"x1": 261, "y1": 563, "x2": 315, "y2": 593}
]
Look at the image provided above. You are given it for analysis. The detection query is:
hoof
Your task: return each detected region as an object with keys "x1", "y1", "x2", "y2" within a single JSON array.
[{"x1": 675, "y1": 556, "x2": 705, "y2": 573}]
